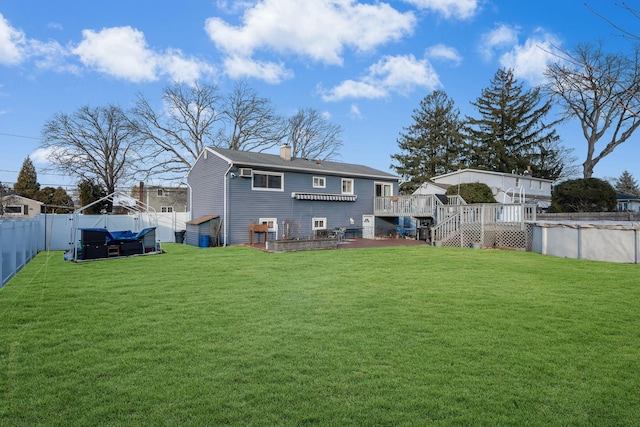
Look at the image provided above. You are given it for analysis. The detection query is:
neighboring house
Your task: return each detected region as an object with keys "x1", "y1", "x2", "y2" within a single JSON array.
[
  {"x1": 617, "y1": 193, "x2": 640, "y2": 212},
  {"x1": 142, "y1": 186, "x2": 188, "y2": 213},
  {"x1": 0, "y1": 195, "x2": 43, "y2": 218},
  {"x1": 415, "y1": 168, "x2": 554, "y2": 210},
  {"x1": 187, "y1": 145, "x2": 399, "y2": 246}
]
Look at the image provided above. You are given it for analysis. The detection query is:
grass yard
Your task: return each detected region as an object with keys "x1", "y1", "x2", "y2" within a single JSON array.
[{"x1": 1, "y1": 244, "x2": 639, "y2": 426}]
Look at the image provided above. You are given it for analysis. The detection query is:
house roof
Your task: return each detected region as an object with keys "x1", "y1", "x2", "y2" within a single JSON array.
[
  {"x1": 1, "y1": 195, "x2": 43, "y2": 205},
  {"x1": 186, "y1": 215, "x2": 219, "y2": 225},
  {"x1": 617, "y1": 193, "x2": 640, "y2": 201},
  {"x1": 207, "y1": 147, "x2": 398, "y2": 180},
  {"x1": 431, "y1": 168, "x2": 554, "y2": 183}
]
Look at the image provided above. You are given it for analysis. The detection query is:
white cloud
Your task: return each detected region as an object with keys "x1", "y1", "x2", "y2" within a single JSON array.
[
  {"x1": 205, "y1": 0, "x2": 416, "y2": 83},
  {"x1": 72, "y1": 26, "x2": 214, "y2": 84},
  {"x1": 0, "y1": 14, "x2": 27, "y2": 65},
  {"x1": 499, "y1": 31, "x2": 560, "y2": 85},
  {"x1": 72, "y1": 27, "x2": 159, "y2": 82},
  {"x1": 31, "y1": 147, "x2": 55, "y2": 165},
  {"x1": 403, "y1": 0, "x2": 479, "y2": 19},
  {"x1": 321, "y1": 54, "x2": 440, "y2": 101},
  {"x1": 349, "y1": 104, "x2": 363, "y2": 119},
  {"x1": 30, "y1": 39, "x2": 78, "y2": 73},
  {"x1": 160, "y1": 49, "x2": 216, "y2": 84},
  {"x1": 426, "y1": 43, "x2": 462, "y2": 66},
  {"x1": 479, "y1": 24, "x2": 519, "y2": 60},
  {"x1": 47, "y1": 22, "x2": 64, "y2": 31},
  {"x1": 321, "y1": 79, "x2": 388, "y2": 102},
  {"x1": 222, "y1": 54, "x2": 292, "y2": 83},
  {"x1": 0, "y1": 13, "x2": 73, "y2": 72}
]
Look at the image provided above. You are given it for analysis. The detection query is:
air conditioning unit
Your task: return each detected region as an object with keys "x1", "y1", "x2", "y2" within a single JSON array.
[{"x1": 239, "y1": 168, "x2": 253, "y2": 177}]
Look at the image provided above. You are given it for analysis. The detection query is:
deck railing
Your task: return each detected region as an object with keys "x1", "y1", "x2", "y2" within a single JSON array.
[
  {"x1": 431, "y1": 204, "x2": 537, "y2": 248},
  {"x1": 374, "y1": 194, "x2": 466, "y2": 217}
]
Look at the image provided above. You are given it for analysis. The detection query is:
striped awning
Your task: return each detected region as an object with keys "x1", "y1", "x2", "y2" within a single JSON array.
[{"x1": 291, "y1": 192, "x2": 358, "y2": 202}]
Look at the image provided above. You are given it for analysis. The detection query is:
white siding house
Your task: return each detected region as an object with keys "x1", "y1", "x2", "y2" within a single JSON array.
[{"x1": 415, "y1": 169, "x2": 553, "y2": 210}]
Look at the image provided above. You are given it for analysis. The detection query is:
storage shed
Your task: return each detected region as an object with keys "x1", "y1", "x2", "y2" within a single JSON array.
[{"x1": 185, "y1": 215, "x2": 221, "y2": 247}]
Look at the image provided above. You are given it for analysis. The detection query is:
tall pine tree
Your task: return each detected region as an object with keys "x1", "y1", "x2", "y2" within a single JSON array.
[
  {"x1": 13, "y1": 156, "x2": 40, "y2": 199},
  {"x1": 391, "y1": 90, "x2": 466, "y2": 193},
  {"x1": 615, "y1": 170, "x2": 640, "y2": 196},
  {"x1": 464, "y1": 68, "x2": 568, "y2": 179}
]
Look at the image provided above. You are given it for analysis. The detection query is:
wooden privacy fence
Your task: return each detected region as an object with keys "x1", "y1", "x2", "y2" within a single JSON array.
[{"x1": 0, "y1": 219, "x2": 39, "y2": 287}]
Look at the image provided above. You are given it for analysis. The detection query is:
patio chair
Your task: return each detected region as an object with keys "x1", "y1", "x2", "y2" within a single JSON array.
[{"x1": 332, "y1": 227, "x2": 346, "y2": 244}]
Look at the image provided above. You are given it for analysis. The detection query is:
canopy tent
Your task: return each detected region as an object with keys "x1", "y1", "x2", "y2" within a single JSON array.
[{"x1": 66, "y1": 191, "x2": 161, "y2": 262}]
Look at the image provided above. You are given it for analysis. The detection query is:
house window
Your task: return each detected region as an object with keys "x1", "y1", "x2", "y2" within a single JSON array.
[
  {"x1": 5, "y1": 205, "x2": 23, "y2": 215},
  {"x1": 313, "y1": 176, "x2": 326, "y2": 188},
  {"x1": 252, "y1": 171, "x2": 284, "y2": 191},
  {"x1": 259, "y1": 218, "x2": 278, "y2": 239},
  {"x1": 157, "y1": 189, "x2": 165, "y2": 197},
  {"x1": 341, "y1": 178, "x2": 354, "y2": 195},
  {"x1": 312, "y1": 217, "x2": 327, "y2": 230},
  {"x1": 515, "y1": 178, "x2": 520, "y2": 188},
  {"x1": 161, "y1": 206, "x2": 174, "y2": 213},
  {"x1": 259, "y1": 218, "x2": 276, "y2": 229},
  {"x1": 375, "y1": 182, "x2": 392, "y2": 197}
]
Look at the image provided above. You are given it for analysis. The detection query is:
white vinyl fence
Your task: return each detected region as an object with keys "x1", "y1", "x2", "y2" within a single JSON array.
[
  {"x1": 1, "y1": 219, "x2": 39, "y2": 287},
  {"x1": 39, "y1": 212, "x2": 188, "y2": 251},
  {"x1": 0, "y1": 213, "x2": 188, "y2": 287}
]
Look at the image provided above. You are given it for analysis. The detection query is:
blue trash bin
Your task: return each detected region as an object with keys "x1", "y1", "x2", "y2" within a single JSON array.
[{"x1": 199, "y1": 235, "x2": 211, "y2": 248}]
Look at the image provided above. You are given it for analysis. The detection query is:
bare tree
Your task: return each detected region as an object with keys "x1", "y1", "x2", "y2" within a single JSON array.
[
  {"x1": 287, "y1": 108, "x2": 343, "y2": 160},
  {"x1": 586, "y1": 2, "x2": 640, "y2": 42},
  {"x1": 41, "y1": 105, "x2": 143, "y2": 196},
  {"x1": 218, "y1": 81, "x2": 287, "y2": 152},
  {"x1": 0, "y1": 182, "x2": 19, "y2": 217},
  {"x1": 544, "y1": 42, "x2": 640, "y2": 178},
  {"x1": 132, "y1": 82, "x2": 223, "y2": 180}
]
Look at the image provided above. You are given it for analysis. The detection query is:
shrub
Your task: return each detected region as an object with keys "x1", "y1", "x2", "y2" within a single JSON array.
[
  {"x1": 445, "y1": 182, "x2": 496, "y2": 204},
  {"x1": 550, "y1": 178, "x2": 617, "y2": 212}
]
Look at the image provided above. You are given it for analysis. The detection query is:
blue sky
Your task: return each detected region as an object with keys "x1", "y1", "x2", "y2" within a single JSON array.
[{"x1": 0, "y1": 0, "x2": 638, "y2": 191}]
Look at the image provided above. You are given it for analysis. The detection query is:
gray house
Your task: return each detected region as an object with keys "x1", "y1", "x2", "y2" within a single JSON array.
[{"x1": 186, "y1": 145, "x2": 399, "y2": 246}]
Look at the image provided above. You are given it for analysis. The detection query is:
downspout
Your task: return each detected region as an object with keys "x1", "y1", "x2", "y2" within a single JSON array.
[
  {"x1": 185, "y1": 180, "x2": 193, "y2": 222},
  {"x1": 223, "y1": 163, "x2": 233, "y2": 247}
]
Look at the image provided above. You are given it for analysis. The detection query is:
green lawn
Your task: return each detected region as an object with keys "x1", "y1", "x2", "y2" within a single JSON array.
[{"x1": 1, "y1": 244, "x2": 639, "y2": 426}]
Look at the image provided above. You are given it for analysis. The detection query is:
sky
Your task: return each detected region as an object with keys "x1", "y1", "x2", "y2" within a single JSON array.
[{"x1": 1, "y1": 0, "x2": 639, "y2": 191}]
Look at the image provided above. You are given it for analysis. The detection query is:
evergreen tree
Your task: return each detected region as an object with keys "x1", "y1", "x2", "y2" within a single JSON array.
[
  {"x1": 391, "y1": 90, "x2": 466, "y2": 194},
  {"x1": 615, "y1": 170, "x2": 640, "y2": 196},
  {"x1": 36, "y1": 186, "x2": 74, "y2": 213},
  {"x1": 465, "y1": 68, "x2": 568, "y2": 180},
  {"x1": 78, "y1": 179, "x2": 108, "y2": 214},
  {"x1": 550, "y1": 178, "x2": 617, "y2": 212},
  {"x1": 13, "y1": 156, "x2": 40, "y2": 199}
]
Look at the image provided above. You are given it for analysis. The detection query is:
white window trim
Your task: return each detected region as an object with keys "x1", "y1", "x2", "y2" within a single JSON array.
[
  {"x1": 341, "y1": 178, "x2": 354, "y2": 195},
  {"x1": 259, "y1": 217, "x2": 278, "y2": 239},
  {"x1": 161, "y1": 206, "x2": 174, "y2": 213},
  {"x1": 312, "y1": 217, "x2": 327, "y2": 230},
  {"x1": 157, "y1": 189, "x2": 165, "y2": 197},
  {"x1": 252, "y1": 170, "x2": 284, "y2": 192},
  {"x1": 375, "y1": 182, "x2": 393, "y2": 197},
  {"x1": 313, "y1": 176, "x2": 326, "y2": 189}
]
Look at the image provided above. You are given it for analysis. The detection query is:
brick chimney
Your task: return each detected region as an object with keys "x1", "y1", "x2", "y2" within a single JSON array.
[{"x1": 280, "y1": 144, "x2": 292, "y2": 161}]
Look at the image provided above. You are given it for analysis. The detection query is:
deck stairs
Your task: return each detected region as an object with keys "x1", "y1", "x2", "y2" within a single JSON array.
[{"x1": 373, "y1": 192, "x2": 536, "y2": 249}]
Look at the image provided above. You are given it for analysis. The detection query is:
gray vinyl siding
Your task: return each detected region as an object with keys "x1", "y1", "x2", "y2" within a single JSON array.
[
  {"x1": 190, "y1": 153, "x2": 227, "y2": 219},
  {"x1": 226, "y1": 168, "x2": 396, "y2": 245},
  {"x1": 186, "y1": 152, "x2": 228, "y2": 246},
  {"x1": 187, "y1": 147, "x2": 399, "y2": 246}
]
